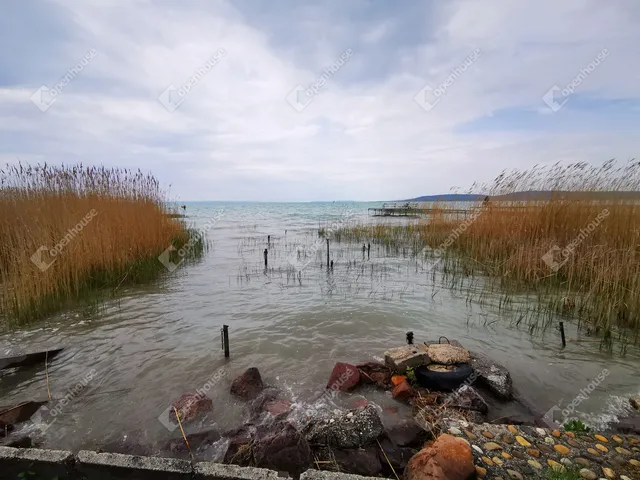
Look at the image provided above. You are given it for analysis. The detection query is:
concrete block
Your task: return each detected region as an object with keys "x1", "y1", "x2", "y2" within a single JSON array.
[
  {"x1": 195, "y1": 462, "x2": 280, "y2": 480},
  {"x1": 0, "y1": 446, "x2": 75, "y2": 479},
  {"x1": 383, "y1": 345, "x2": 429, "y2": 373},
  {"x1": 301, "y1": 469, "x2": 377, "y2": 480},
  {"x1": 76, "y1": 450, "x2": 192, "y2": 480}
]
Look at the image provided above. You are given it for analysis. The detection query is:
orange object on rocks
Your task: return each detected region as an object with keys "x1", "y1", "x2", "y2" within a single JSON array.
[
  {"x1": 392, "y1": 375, "x2": 407, "y2": 386},
  {"x1": 392, "y1": 380, "x2": 414, "y2": 400}
]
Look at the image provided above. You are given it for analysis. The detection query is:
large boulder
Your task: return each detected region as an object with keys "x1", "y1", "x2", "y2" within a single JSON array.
[
  {"x1": 305, "y1": 405, "x2": 384, "y2": 448},
  {"x1": 377, "y1": 438, "x2": 418, "y2": 476},
  {"x1": 333, "y1": 447, "x2": 382, "y2": 476},
  {"x1": 230, "y1": 367, "x2": 264, "y2": 400},
  {"x1": 427, "y1": 344, "x2": 470, "y2": 365},
  {"x1": 385, "y1": 420, "x2": 430, "y2": 448},
  {"x1": 392, "y1": 380, "x2": 415, "y2": 400},
  {"x1": 630, "y1": 396, "x2": 640, "y2": 411},
  {"x1": 223, "y1": 425, "x2": 256, "y2": 465},
  {"x1": 162, "y1": 428, "x2": 221, "y2": 458},
  {"x1": 253, "y1": 422, "x2": 311, "y2": 476},
  {"x1": 469, "y1": 352, "x2": 512, "y2": 400},
  {"x1": 326, "y1": 362, "x2": 360, "y2": 391},
  {"x1": 384, "y1": 345, "x2": 430, "y2": 374},
  {"x1": 356, "y1": 361, "x2": 392, "y2": 388},
  {"x1": 404, "y1": 434, "x2": 475, "y2": 480},
  {"x1": 170, "y1": 392, "x2": 213, "y2": 423},
  {"x1": 245, "y1": 388, "x2": 291, "y2": 422}
]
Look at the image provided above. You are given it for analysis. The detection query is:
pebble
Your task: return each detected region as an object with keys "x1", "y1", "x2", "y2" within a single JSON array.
[
  {"x1": 482, "y1": 456, "x2": 494, "y2": 466},
  {"x1": 565, "y1": 431, "x2": 576, "y2": 438},
  {"x1": 554, "y1": 444, "x2": 571, "y2": 455},
  {"x1": 484, "y1": 442, "x2": 502, "y2": 451},
  {"x1": 472, "y1": 445, "x2": 484, "y2": 455},
  {"x1": 587, "y1": 448, "x2": 600, "y2": 456},
  {"x1": 594, "y1": 434, "x2": 608, "y2": 443},
  {"x1": 615, "y1": 447, "x2": 631, "y2": 455},
  {"x1": 545, "y1": 436, "x2": 555, "y2": 445},
  {"x1": 612, "y1": 435, "x2": 623, "y2": 443},
  {"x1": 560, "y1": 457, "x2": 573, "y2": 467},
  {"x1": 552, "y1": 429, "x2": 562, "y2": 438},
  {"x1": 526, "y1": 448, "x2": 540, "y2": 457},
  {"x1": 527, "y1": 459, "x2": 542, "y2": 469},
  {"x1": 507, "y1": 470, "x2": 523, "y2": 480},
  {"x1": 501, "y1": 452, "x2": 512, "y2": 459},
  {"x1": 511, "y1": 450, "x2": 525, "y2": 459},
  {"x1": 575, "y1": 457, "x2": 590, "y2": 467},
  {"x1": 568, "y1": 438, "x2": 581, "y2": 447},
  {"x1": 620, "y1": 476, "x2": 632, "y2": 480},
  {"x1": 465, "y1": 430, "x2": 477, "y2": 440},
  {"x1": 629, "y1": 459, "x2": 640, "y2": 467},
  {"x1": 601, "y1": 467, "x2": 615, "y2": 478},
  {"x1": 475, "y1": 466, "x2": 486, "y2": 478},
  {"x1": 507, "y1": 425, "x2": 518, "y2": 434},
  {"x1": 579, "y1": 469, "x2": 597, "y2": 480},
  {"x1": 538, "y1": 444, "x2": 554, "y2": 454},
  {"x1": 491, "y1": 456, "x2": 503, "y2": 466},
  {"x1": 595, "y1": 443, "x2": 608, "y2": 453},
  {"x1": 501, "y1": 434, "x2": 514, "y2": 444},
  {"x1": 547, "y1": 459, "x2": 565, "y2": 472},
  {"x1": 535, "y1": 427, "x2": 546, "y2": 436},
  {"x1": 448, "y1": 427, "x2": 461, "y2": 435},
  {"x1": 515, "y1": 435, "x2": 531, "y2": 447},
  {"x1": 482, "y1": 431, "x2": 494, "y2": 439}
]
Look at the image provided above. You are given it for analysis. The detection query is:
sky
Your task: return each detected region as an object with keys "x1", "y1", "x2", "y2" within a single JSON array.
[{"x1": 0, "y1": 0, "x2": 639, "y2": 202}]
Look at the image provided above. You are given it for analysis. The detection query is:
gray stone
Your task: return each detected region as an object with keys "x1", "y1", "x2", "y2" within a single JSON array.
[
  {"x1": 630, "y1": 395, "x2": 640, "y2": 411},
  {"x1": 305, "y1": 405, "x2": 384, "y2": 448},
  {"x1": 77, "y1": 450, "x2": 192, "y2": 480},
  {"x1": 195, "y1": 462, "x2": 280, "y2": 480},
  {"x1": 469, "y1": 351, "x2": 513, "y2": 399},
  {"x1": 383, "y1": 345, "x2": 429, "y2": 374}
]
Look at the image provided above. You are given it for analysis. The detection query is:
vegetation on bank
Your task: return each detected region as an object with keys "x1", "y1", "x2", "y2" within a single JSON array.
[
  {"x1": 0, "y1": 163, "x2": 204, "y2": 328},
  {"x1": 334, "y1": 160, "x2": 640, "y2": 344}
]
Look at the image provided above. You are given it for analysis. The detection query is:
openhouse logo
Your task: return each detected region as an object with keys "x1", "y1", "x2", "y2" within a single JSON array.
[
  {"x1": 414, "y1": 48, "x2": 482, "y2": 112},
  {"x1": 286, "y1": 48, "x2": 354, "y2": 112}
]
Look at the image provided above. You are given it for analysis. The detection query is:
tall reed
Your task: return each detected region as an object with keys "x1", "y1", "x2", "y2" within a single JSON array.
[
  {"x1": 336, "y1": 160, "x2": 640, "y2": 342},
  {"x1": 0, "y1": 163, "x2": 201, "y2": 327}
]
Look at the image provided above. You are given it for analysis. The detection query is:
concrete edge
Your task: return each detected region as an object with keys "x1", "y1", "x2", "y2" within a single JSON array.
[{"x1": 0, "y1": 446, "x2": 380, "y2": 479}]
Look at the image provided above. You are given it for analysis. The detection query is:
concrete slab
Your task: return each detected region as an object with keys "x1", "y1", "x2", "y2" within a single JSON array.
[
  {"x1": 195, "y1": 462, "x2": 280, "y2": 480},
  {"x1": 383, "y1": 345, "x2": 429, "y2": 373},
  {"x1": 0, "y1": 446, "x2": 75, "y2": 479},
  {"x1": 300, "y1": 469, "x2": 376, "y2": 480},
  {"x1": 77, "y1": 450, "x2": 192, "y2": 480}
]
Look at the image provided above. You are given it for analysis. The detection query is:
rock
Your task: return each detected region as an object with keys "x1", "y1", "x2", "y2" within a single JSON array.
[
  {"x1": 630, "y1": 396, "x2": 640, "y2": 411},
  {"x1": 333, "y1": 447, "x2": 382, "y2": 476},
  {"x1": 392, "y1": 380, "x2": 415, "y2": 400},
  {"x1": 253, "y1": 422, "x2": 311, "y2": 476},
  {"x1": 170, "y1": 392, "x2": 213, "y2": 423},
  {"x1": 230, "y1": 367, "x2": 264, "y2": 400},
  {"x1": 469, "y1": 352, "x2": 513, "y2": 400},
  {"x1": 384, "y1": 345, "x2": 429, "y2": 374},
  {"x1": 354, "y1": 399, "x2": 369, "y2": 408},
  {"x1": 1, "y1": 436, "x2": 32, "y2": 448},
  {"x1": 305, "y1": 405, "x2": 384, "y2": 448},
  {"x1": 245, "y1": 388, "x2": 290, "y2": 422},
  {"x1": 223, "y1": 425, "x2": 256, "y2": 465},
  {"x1": 356, "y1": 361, "x2": 392, "y2": 388},
  {"x1": 162, "y1": 429, "x2": 221, "y2": 457},
  {"x1": 405, "y1": 433, "x2": 475, "y2": 480},
  {"x1": 427, "y1": 344, "x2": 470, "y2": 365},
  {"x1": 377, "y1": 438, "x2": 417, "y2": 475},
  {"x1": 448, "y1": 385, "x2": 489, "y2": 414},
  {"x1": 385, "y1": 420, "x2": 429, "y2": 448},
  {"x1": 326, "y1": 362, "x2": 360, "y2": 391},
  {"x1": 392, "y1": 375, "x2": 407, "y2": 386}
]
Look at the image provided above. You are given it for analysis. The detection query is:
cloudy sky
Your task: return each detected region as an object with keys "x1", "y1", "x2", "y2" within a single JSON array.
[{"x1": 1, "y1": 0, "x2": 638, "y2": 201}]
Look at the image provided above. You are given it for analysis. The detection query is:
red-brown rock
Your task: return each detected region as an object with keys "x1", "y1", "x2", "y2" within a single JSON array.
[
  {"x1": 392, "y1": 380, "x2": 414, "y2": 400},
  {"x1": 404, "y1": 434, "x2": 475, "y2": 480},
  {"x1": 170, "y1": 392, "x2": 213, "y2": 423},
  {"x1": 230, "y1": 367, "x2": 264, "y2": 400},
  {"x1": 357, "y1": 362, "x2": 392, "y2": 388},
  {"x1": 354, "y1": 399, "x2": 370, "y2": 408},
  {"x1": 326, "y1": 362, "x2": 360, "y2": 392},
  {"x1": 265, "y1": 399, "x2": 291, "y2": 417}
]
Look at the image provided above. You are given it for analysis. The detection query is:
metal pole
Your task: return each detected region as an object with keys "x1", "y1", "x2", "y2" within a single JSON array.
[
  {"x1": 559, "y1": 322, "x2": 566, "y2": 348},
  {"x1": 326, "y1": 238, "x2": 330, "y2": 268},
  {"x1": 222, "y1": 325, "x2": 230, "y2": 358}
]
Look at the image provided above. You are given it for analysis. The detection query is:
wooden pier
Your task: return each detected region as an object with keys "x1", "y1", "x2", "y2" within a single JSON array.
[{"x1": 368, "y1": 203, "x2": 477, "y2": 217}]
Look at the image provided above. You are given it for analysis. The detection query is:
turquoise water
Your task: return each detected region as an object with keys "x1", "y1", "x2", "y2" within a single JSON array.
[{"x1": 0, "y1": 201, "x2": 638, "y2": 453}]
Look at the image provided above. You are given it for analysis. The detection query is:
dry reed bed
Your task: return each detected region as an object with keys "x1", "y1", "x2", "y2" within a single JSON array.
[
  {"x1": 0, "y1": 163, "x2": 201, "y2": 327},
  {"x1": 334, "y1": 161, "x2": 640, "y2": 343}
]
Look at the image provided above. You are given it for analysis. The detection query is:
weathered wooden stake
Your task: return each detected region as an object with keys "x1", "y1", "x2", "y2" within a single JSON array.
[
  {"x1": 326, "y1": 238, "x2": 330, "y2": 268},
  {"x1": 222, "y1": 325, "x2": 230, "y2": 358},
  {"x1": 264, "y1": 248, "x2": 268, "y2": 267},
  {"x1": 559, "y1": 321, "x2": 566, "y2": 348}
]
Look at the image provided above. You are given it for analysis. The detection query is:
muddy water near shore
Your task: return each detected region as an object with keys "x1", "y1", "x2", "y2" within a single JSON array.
[{"x1": 0, "y1": 201, "x2": 638, "y2": 454}]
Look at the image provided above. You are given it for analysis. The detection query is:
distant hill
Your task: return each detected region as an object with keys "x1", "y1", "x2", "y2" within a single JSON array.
[{"x1": 405, "y1": 191, "x2": 640, "y2": 202}]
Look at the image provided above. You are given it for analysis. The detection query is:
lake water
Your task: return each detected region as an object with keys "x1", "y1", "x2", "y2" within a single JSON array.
[{"x1": 1, "y1": 201, "x2": 638, "y2": 454}]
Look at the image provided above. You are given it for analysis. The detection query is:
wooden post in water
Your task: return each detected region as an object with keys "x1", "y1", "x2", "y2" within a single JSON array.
[
  {"x1": 264, "y1": 248, "x2": 268, "y2": 268},
  {"x1": 326, "y1": 238, "x2": 330, "y2": 268},
  {"x1": 559, "y1": 321, "x2": 566, "y2": 348},
  {"x1": 222, "y1": 325, "x2": 230, "y2": 358}
]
